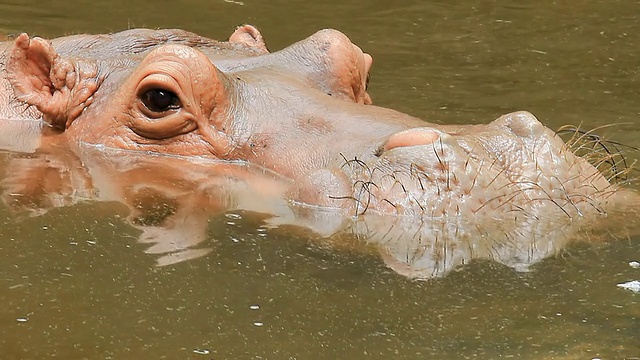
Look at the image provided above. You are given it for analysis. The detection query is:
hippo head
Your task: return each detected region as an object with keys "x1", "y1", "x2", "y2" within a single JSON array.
[
  {"x1": 4, "y1": 26, "x2": 629, "y2": 220},
  {"x1": 6, "y1": 26, "x2": 374, "y2": 156},
  {"x1": 290, "y1": 109, "x2": 629, "y2": 220}
]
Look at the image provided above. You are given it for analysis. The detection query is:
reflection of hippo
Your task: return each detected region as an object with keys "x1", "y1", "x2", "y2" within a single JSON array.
[
  {"x1": 0, "y1": 140, "x2": 292, "y2": 266},
  {"x1": 0, "y1": 26, "x2": 638, "y2": 277}
]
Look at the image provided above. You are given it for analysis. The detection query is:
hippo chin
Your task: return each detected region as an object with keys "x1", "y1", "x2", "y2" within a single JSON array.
[{"x1": 0, "y1": 25, "x2": 638, "y2": 278}]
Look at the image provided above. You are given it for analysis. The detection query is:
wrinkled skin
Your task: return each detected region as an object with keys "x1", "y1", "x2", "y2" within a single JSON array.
[{"x1": 0, "y1": 26, "x2": 637, "y2": 278}]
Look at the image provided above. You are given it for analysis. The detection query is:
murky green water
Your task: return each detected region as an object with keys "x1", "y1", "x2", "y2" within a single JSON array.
[{"x1": 0, "y1": 1, "x2": 639, "y2": 359}]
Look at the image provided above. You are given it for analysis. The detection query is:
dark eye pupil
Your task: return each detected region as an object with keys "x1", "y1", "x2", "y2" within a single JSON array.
[{"x1": 141, "y1": 89, "x2": 181, "y2": 112}]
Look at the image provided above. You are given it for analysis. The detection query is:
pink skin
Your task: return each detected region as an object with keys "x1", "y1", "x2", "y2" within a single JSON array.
[{"x1": 0, "y1": 25, "x2": 632, "y2": 219}]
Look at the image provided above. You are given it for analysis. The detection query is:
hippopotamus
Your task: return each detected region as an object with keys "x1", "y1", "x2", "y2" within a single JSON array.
[
  {"x1": 0, "y1": 26, "x2": 637, "y2": 277},
  {"x1": 2, "y1": 135, "x2": 633, "y2": 277}
]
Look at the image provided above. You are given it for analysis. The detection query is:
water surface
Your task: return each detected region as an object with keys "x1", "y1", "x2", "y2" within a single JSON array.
[{"x1": 0, "y1": 1, "x2": 639, "y2": 359}]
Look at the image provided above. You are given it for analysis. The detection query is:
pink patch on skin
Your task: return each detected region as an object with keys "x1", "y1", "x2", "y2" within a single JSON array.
[{"x1": 384, "y1": 129, "x2": 440, "y2": 151}]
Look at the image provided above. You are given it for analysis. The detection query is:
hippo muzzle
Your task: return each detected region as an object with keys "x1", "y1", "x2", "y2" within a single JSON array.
[{"x1": 289, "y1": 111, "x2": 617, "y2": 219}]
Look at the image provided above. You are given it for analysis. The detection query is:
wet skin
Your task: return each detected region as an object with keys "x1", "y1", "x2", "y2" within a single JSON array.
[{"x1": 0, "y1": 25, "x2": 636, "y2": 221}]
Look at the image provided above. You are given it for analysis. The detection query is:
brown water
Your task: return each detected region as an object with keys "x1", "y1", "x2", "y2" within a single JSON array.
[{"x1": 1, "y1": 1, "x2": 639, "y2": 359}]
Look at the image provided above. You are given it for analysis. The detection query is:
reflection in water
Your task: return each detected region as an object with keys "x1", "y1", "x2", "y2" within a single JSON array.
[
  {"x1": 354, "y1": 214, "x2": 591, "y2": 279},
  {"x1": 2, "y1": 119, "x2": 636, "y2": 279},
  {"x1": 1, "y1": 119, "x2": 291, "y2": 267}
]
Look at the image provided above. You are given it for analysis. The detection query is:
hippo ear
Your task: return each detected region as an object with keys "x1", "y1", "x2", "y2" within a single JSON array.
[
  {"x1": 7, "y1": 33, "x2": 100, "y2": 129},
  {"x1": 228, "y1": 25, "x2": 268, "y2": 53}
]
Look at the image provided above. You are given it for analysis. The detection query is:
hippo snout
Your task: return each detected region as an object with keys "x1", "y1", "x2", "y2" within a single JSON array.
[{"x1": 330, "y1": 111, "x2": 616, "y2": 218}]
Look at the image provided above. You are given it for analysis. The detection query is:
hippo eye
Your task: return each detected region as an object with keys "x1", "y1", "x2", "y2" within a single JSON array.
[{"x1": 140, "y1": 88, "x2": 182, "y2": 113}]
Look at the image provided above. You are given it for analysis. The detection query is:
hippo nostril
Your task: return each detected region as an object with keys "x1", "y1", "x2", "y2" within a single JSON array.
[
  {"x1": 494, "y1": 111, "x2": 544, "y2": 139},
  {"x1": 382, "y1": 128, "x2": 441, "y2": 153}
]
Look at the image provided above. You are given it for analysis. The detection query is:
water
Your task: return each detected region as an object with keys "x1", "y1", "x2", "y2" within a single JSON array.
[{"x1": 0, "y1": 1, "x2": 639, "y2": 359}]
